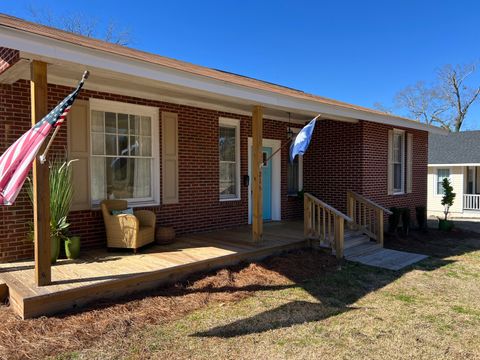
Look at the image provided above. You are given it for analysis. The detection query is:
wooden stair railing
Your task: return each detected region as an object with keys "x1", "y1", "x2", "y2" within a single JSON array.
[
  {"x1": 304, "y1": 193, "x2": 352, "y2": 259},
  {"x1": 346, "y1": 191, "x2": 393, "y2": 246}
]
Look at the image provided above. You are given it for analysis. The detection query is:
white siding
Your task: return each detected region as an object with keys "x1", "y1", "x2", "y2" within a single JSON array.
[{"x1": 427, "y1": 166, "x2": 464, "y2": 217}]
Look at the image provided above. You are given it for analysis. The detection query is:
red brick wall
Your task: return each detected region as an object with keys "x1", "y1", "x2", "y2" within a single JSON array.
[
  {"x1": 360, "y1": 121, "x2": 428, "y2": 216},
  {"x1": 303, "y1": 119, "x2": 428, "y2": 216},
  {"x1": 0, "y1": 80, "x2": 303, "y2": 261},
  {"x1": 0, "y1": 47, "x2": 20, "y2": 75}
]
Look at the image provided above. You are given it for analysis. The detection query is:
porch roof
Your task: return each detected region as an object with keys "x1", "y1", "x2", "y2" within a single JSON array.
[{"x1": 0, "y1": 13, "x2": 445, "y2": 133}]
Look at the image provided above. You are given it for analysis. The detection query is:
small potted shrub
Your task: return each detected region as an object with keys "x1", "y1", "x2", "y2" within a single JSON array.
[
  {"x1": 28, "y1": 156, "x2": 81, "y2": 263},
  {"x1": 415, "y1": 206, "x2": 427, "y2": 232},
  {"x1": 438, "y1": 178, "x2": 456, "y2": 231},
  {"x1": 401, "y1": 208, "x2": 411, "y2": 236},
  {"x1": 388, "y1": 207, "x2": 400, "y2": 234}
]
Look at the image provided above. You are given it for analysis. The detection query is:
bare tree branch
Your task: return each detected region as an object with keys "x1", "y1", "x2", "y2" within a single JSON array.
[
  {"x1": 27, "y1": 5, "x2": 132, "y2": 45},
  {"x1": 392, "y1": 62, "x2": 480, "y2": 132}
]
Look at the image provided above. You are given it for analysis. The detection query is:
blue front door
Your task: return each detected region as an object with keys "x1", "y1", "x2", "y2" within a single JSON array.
[{"x1": 262, "y1": 147, "x2": 272, "y2": 221}]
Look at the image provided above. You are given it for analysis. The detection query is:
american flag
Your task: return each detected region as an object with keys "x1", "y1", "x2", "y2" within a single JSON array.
[{"x1": 0, "y1": 71, "x2": 89, "y2": 205}]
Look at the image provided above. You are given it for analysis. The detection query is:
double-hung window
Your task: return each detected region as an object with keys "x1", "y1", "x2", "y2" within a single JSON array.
[
  {"x1": 392, "y1": 130, "x2": 405, "y2": 194},
  {"x1": 90, "y1": 99, "x2": 159, "y2": 206},
  {"x1": 436, "y1": 169, "x2": 450, "y2": 195},
  {"x1": 219, "y1": 118, "x2": 240, "y2": 200}
]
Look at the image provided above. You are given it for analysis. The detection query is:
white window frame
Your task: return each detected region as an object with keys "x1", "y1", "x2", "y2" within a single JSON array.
[
  {"x1": 219, "y1": 117, "x2": 241, "y2": 201},
  {"x1": 393, "y1": 129, "x2": 405, "y2": 195},
  {"x1": 436, "y1": 168, "x2": 450, "y2": 196},
  {"x1": 89, "y1": 98, "x2": 160, "y2": 207},
  {"x1": 287, "y1": 128, "x2": 304, "y2": 196}
]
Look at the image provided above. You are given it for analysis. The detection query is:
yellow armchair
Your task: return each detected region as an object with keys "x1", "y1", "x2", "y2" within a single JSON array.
[{"x1": 100, "y1": 200, "x2": 156, "y2": 253}]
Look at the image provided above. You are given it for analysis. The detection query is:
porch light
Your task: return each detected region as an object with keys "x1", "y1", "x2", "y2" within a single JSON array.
[{"x1": 286, "y1": 112, "x2": 294, "y2": 139}]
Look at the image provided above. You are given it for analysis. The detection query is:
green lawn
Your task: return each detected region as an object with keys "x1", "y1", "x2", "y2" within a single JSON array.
[{"x1": 68, "y1": 232, "x2": 480, "y2": 359}]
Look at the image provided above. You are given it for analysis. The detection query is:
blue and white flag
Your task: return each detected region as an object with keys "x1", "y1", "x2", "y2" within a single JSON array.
[{"x1": 289, "y1": 114, "x2": 320, "y2": 162}]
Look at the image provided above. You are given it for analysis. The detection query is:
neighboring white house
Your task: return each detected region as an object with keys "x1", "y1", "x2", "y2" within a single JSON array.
[{"x1": 428, "y1": 131, "x2": 480, "y2": 219}]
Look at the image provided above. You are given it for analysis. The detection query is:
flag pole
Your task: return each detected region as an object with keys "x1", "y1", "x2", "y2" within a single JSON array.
[{"x1": 39, "y1": 71, "x2": 90, "y2": 164}]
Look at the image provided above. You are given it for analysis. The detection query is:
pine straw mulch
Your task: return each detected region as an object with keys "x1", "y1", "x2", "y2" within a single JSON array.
[{"x1": 0, "y1": 249, "x2": 338, "y2": 360}]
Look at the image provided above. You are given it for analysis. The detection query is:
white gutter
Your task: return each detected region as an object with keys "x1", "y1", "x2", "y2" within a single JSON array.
[
  {"x1": 0, "y1": 25, "x2": 446, "y2": 134},
  {"x1": 428, "y1": 163, "x2": 480, "y2": 167}
]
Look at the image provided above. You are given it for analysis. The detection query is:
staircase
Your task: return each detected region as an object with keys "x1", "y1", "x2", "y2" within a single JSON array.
[
  {"x1": 304, "y1": 192, "x2": 428, "y2": 270},
  {"x1": 343, "y1": 230, "x2": 381, "y2": 258},
  {"x1": 304, "y1": 192, "x2": 392, "y2": 259}
]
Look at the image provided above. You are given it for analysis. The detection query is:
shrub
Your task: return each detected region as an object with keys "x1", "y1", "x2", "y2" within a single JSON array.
[
  {"x1": 416, "y1": 206, "x2": 427, "y2": 230},
  {"x1": 388, "y1": 207, "x2": 400, "y2": 233},
  {"x1": 401, "y1": 207, "x2": 411, "y2": 236}
]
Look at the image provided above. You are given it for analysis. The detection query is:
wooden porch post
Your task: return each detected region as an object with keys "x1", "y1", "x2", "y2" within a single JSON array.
[
  {"x1": 252, "y1": 105, "x2": 263, "y2": 242},
  {"x1": 31, "y1": 60, "x2": 51, "y2": 286}
]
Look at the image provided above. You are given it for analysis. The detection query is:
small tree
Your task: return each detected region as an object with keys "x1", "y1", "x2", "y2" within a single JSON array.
[{"x1": 441, "y1": 178, "x2": 456, "y2": 221}]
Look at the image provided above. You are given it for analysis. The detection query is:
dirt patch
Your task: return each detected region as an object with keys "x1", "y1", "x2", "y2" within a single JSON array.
[
  {"x1": 385, "y1": 227, "x2": 480, "y2": 258},
  {"x1": 0, "y1": 249, "x2": 337, "y2": 360}
]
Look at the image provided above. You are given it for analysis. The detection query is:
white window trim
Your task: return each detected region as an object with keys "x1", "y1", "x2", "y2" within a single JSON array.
[
  {"x1": 435, "y1": 168, "x2": 451, "y2": 196},
  {"x1": 287, "y1": 128, "x2": 303, "y2": 196},
  {"x1": 393, "y1": 129, "x2": 406, "y2": 195},
  {"x1": 219, "y1": 117, "x2": 241, "y2": 201},
  {"x1": 89, "y1": 98, "x2": 160, "y2": 207}
]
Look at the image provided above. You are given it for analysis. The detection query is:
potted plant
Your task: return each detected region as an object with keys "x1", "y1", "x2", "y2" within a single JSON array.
[
  {"x1": 438, "y1": 177, "x2": 456, "y2": 231},
  {"x1": 28, "y1": 156, "x2": 80, "y2": 263}
]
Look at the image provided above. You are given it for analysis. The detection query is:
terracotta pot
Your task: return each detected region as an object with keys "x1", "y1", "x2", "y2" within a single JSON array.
[{"x1": 156, "y1": 227, "x2": 176, "y2": 245}]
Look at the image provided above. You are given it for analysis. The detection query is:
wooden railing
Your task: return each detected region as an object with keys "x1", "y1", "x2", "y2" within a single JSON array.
[
  {"x1": 464, "y1": 194, "x2": 480, "y2": 210},
  {"x1": 304, "y1": 193, "x2": 352, "y2": 259},
  {"x1": 346, "y1": 191, "x2": 392, "y2": 246}
]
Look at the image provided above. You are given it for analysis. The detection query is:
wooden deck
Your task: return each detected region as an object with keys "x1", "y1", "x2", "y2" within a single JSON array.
[{"x1": 0, "y1": 221, "x2": 306, "y2": 319}]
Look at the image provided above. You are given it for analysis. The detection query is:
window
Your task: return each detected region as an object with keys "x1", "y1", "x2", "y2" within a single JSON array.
[
  {"x1": 90, "y1": 100, "x2": 159, "y2": 206},
  {"x1": 219, "y1": 118, "x2": 240, "y2": 200},
  {"x1": 393, "y1": 130, "x2": 405, "y2": 193},
  {"x1": 287, "y1": 130, "x2": 303, "y2": 195},
  {"x1": 467, "y1": 166, "x2": 475, "y2": 194},
  {"x1": 437, "y1": 169, "x2": 450, "y2": 195}
]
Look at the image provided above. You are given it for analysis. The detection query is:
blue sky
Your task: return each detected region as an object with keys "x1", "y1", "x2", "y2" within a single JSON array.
[{"x1": 3, "y1": 0, "x2": 480, "y2": 128}]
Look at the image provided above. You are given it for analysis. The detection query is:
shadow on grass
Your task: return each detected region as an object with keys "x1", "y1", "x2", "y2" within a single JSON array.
[{"x1": 192, "y1": 228, "x2": 480, "y2": 338}]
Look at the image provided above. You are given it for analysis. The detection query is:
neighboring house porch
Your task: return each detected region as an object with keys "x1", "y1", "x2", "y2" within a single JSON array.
[{"x1": 428, "y1": 132, "x2": 480, "y2": 217}]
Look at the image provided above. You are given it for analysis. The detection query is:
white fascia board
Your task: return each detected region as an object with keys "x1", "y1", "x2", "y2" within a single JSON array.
[
  {"x1": 428, "y1": 163, "x2": 480, "y2": 167},
  {"x1": 1, "y1": 26, "x2": 445, "y2": 134}
]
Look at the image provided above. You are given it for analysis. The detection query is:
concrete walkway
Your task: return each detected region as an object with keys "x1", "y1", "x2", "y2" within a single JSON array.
[{"x1": 344, "y1": 242, "x2": 428, "y2": 271}]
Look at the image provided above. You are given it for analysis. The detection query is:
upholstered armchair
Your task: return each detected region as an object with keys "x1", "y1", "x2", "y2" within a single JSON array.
[{"x1": 100, "y1": 200, "x2": 156, "y2": 253}]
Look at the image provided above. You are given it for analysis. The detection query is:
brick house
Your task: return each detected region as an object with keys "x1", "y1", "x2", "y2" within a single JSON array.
[{"x1": 0, "y1": 14, "x2": 443, "y2": 263}]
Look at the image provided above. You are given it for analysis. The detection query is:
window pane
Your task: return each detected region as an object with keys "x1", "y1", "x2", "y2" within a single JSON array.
[
  {"x1": 91, "y1": 111, "x2": 104, "y2": 132},
  {"x1": 105, "y1": 112, "x2": 117, "y2": 133},
  {"x1": 91, "y1": 157, "x2": 106, "y2": 201},
  {"x1": 105, "y1": 158, "x2": 152, "y2": 199},
  {"x1": 220, "y1": 162, "x2": 236, "y2": 196},
  {"x1": 129, "y1": 115, "x2": 140, "y2": 135},
  {"x1": 118, "y1": 135, "x2": 129, "y2": 156},
  {"x1": 394, "y1": 164, "x2": 402, "y2": 190},
  {"x1": 141, "y1": 136, "x2": 152, "y2": 157},
  {"x1": 118, "y1": 113, "x2": 129, "y2": 134},
  {"x1": 288, "y1": 158, "x2": 299, "y2": 194},
  {"x1": 140, "y1": 116, "x2": 151, "y2": 136},
  {"x1": 130, "y1": 136, "x2": 139, "y2": 156},
  {"x1": 219, "y1": 127, "x2": 236, "y2": 162},
  {"x1": 105, "y1": 134, "x2": 117, "y2": 155},
  {"x1": 92, "y1": 133, "x2": 105, "y2": 155},
  {"x1": 437, "y1": 169, "x2": 450, "y2": 195}
]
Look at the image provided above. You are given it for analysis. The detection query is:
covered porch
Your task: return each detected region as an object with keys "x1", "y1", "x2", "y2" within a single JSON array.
[{"x1": 463, "y1": 166, "x2": 480, "y2": 211}]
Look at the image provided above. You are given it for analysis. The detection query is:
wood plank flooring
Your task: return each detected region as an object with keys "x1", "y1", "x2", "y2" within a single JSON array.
[{"x1": 0, "y1": 221, "x2": 306, "y2": 319}]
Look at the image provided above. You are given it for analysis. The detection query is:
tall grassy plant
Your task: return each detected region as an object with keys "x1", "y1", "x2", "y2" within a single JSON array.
[{"x1": 27, "y1": 156, "x2": 77, "y2": 262}]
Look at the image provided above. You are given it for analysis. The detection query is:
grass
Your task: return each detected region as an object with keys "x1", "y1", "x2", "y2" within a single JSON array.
[{"x1": 1, "y1": 229, "x2": 480, "y2": 359}]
